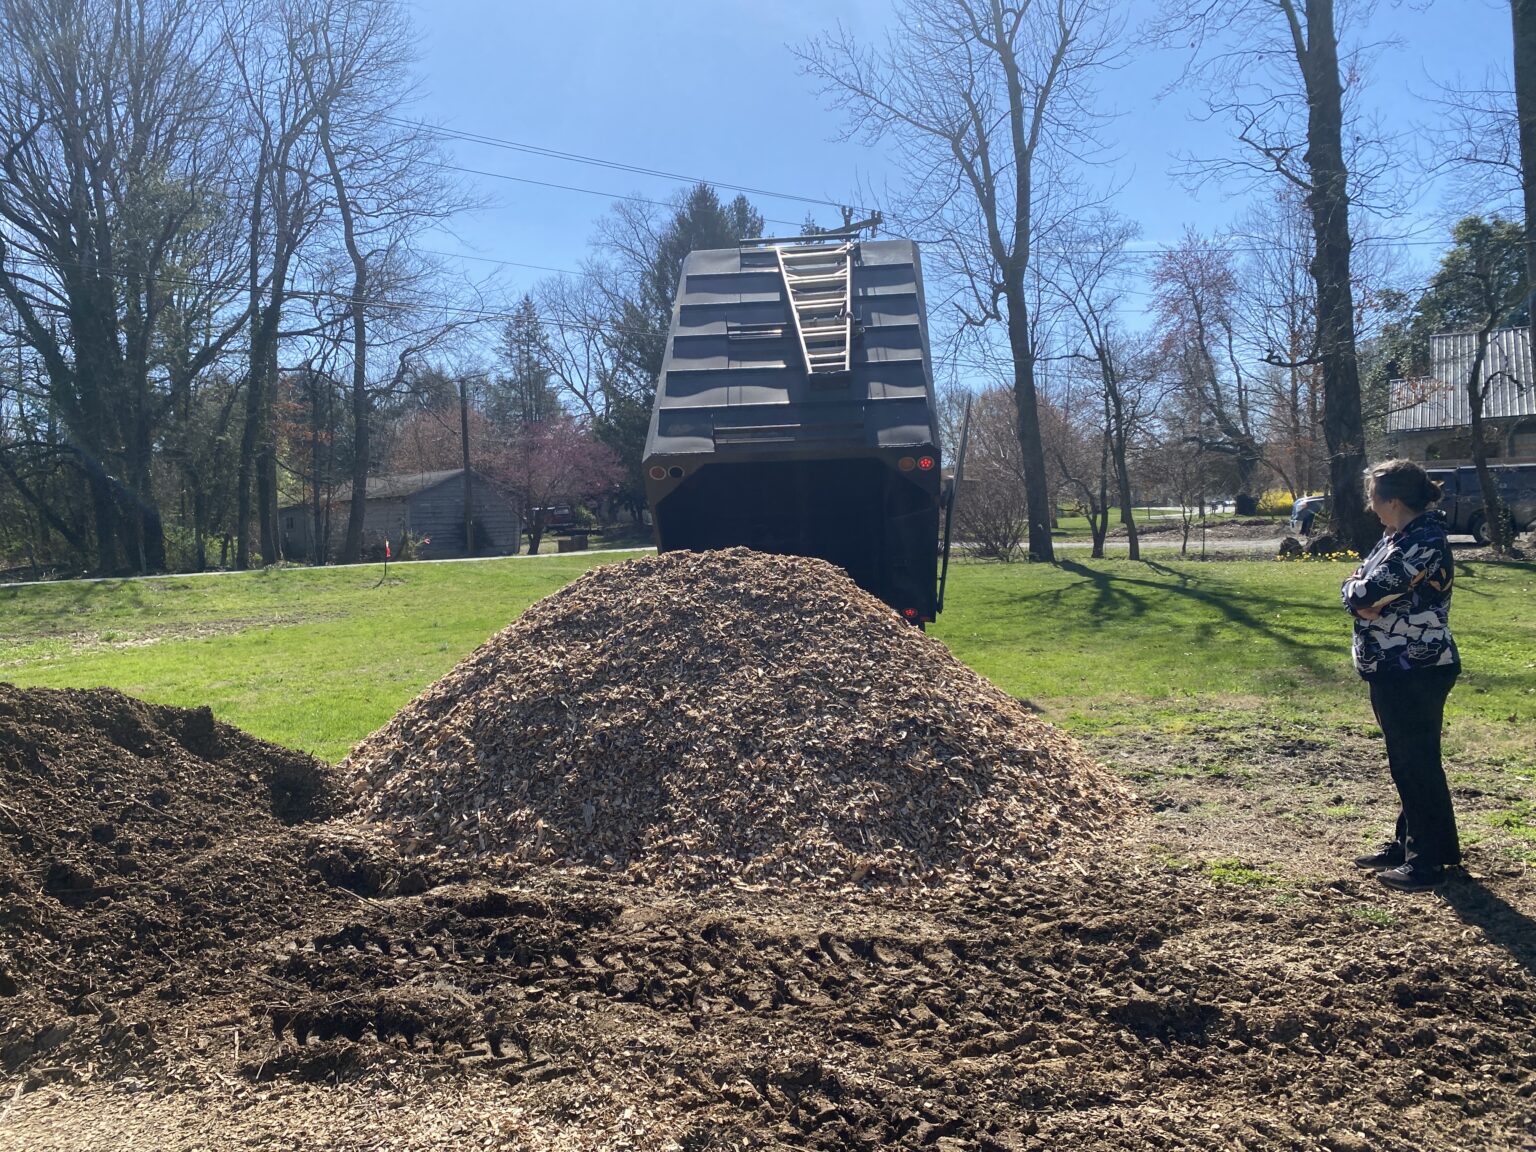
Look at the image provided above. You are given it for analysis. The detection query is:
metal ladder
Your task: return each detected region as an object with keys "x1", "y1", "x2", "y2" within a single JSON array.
[{"x1": 774, "y1": 242, "x2": 856, "y2": 382}]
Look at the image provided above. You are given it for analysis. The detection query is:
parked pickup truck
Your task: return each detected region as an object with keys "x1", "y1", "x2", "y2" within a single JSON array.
[{"x1": 1426, "y1": 462, "x2": 1536, "y2": 545}]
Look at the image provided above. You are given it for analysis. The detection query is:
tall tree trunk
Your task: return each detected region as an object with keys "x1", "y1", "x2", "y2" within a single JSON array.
[
  {"x1": 1512, "y1": 0, "x2": 1536, "y2": 353},
  {"x1": 1467, "y1": 330, "x2": 1508, "y2": 550},
  {"x1": 1005, "y1": 290, "x2": 1055, "y2": 562},
  {"x1": 460, "y1": 377, "x2": 475, "y2": 556},
  {"x1": 193, "y1": 481, "x2": 207, "y2": 571},
  {"x1": 258, "y1": 328, "x2": 282, "y2": 564},
  {"x1": 258, "y1": 447, "x2": 280, "y2": 564},
  {"x1": 237, "y1": 179, "x2": 266, "y2": 571},
  {"x1": 1294, "y1": 0, "x2": 1372, "y2": 551},
  {"x1": 1092, "y1": 414, "x2": 1110, "y2": 559},
  {"x1": 128, "y1": 386, "x2": 166, "y2": 573},
  {"x1": 318, "y1": 110, "x2": 373, "y2": 566},
  {"x1": 1234, "y1": 443, "x2": 1261, "y2": 512},
  {"x1": 309, "y1": 376, "x2": 325, "y2": 565},
  {"x1": 342, "y1": 345, "x2": 370, "y2": 564},
  {"x1": 1107, "y1": 390, "x2": 1139, "y2": 562},
  {"x1": 235, "y1": 368, "x2": 261, "y2": 569}
]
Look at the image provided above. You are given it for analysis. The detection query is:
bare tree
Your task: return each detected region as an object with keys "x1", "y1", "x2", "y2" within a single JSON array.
[
  {"x1": 1050, "y1": 210, "x2": 1158, "y2": 559},
  {"x1": 536, "y1": 270, "x2": 622, "y2": 422},
  {"x1": 1157, "y1": 0, "x2": 1382, "y2": 551},
  {"x1": 1514, "y1": 1, "x2": 1536, "y2": 352},
  {"x1": 225, "y1": 0, "x2": 336, "y2": 568},
  {"x1": 294, "y1": 0, "x2": 470, "y2": 564},
  {"x1": 0, "y1": 0, "x2": 245, "y2": 573},
  {"x1": 799, "y1": 0, "x2": 1121, "y2": 562},
  {"x1": 1428, "y1": 216, "x2": 1527, "y2": 552},
  {"x1": 1230, "y1": 188, "x2": 1322, "y2": 498},
  {"x1": 1042, "y1": 368, "x2": 1112, "y2": 555},
  {"x1": 1152, "y1": 231, "x2": 1267, "y2": 511},
  {"x1": 955, "y1": 386, "x2": 1030, "y2": 560},
  {"x1": 1429, "y1": 68, "x2": 1521, "y2": 217}
]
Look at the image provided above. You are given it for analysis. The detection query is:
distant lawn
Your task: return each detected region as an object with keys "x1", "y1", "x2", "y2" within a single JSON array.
[
  {"x1": 936, "y1": 556, "x2": 1536, "y2": 768},
  {"x1": 0, "y1": 553, "x2": 640, "y2": 761},
  {"x1": 2, "y1": 552, "x2": 1532, "y2": 771},
  {"x1": 1049, "y1": 511, "x2": 1288, "y2": 541}
]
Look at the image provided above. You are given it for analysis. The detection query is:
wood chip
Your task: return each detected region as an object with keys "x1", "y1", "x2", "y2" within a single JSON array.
[{"x1": 343, "y1": 549, "x2": 1133, "y2": 888}]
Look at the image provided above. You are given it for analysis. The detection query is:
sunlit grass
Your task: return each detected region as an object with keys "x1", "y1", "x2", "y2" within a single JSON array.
[{"x1": 3, "y1": 553, "x2": 1532, "y2": 778}]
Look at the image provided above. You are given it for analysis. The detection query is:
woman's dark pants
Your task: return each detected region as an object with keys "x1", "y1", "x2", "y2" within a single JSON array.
[{"x1": 1368, "y1": 666, "x2": 1460, "y2": 869}]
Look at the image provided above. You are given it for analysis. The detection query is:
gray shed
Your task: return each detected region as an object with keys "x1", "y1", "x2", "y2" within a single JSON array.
[
  {"x1": 1389, "y1": 329, "x2": 1536, "y2": 460},
  {"x1": 280, "y1": 469, "x2": 521, "y2": 561}
]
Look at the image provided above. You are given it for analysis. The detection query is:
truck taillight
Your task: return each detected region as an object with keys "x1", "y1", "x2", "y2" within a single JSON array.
[
  {"x1": 917, "y1": 456, "x2": 935, "y2": 471},
  {"x1": 902, "y1": 608, "x2": 917, "y2": 618},
  {"x1": 648, "y1": 466, "x2": 667, "y2": 480}
]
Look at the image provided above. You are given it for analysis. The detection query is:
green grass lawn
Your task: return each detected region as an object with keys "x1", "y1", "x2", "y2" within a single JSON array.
[
  {"x1": 0, "y1": 553, "x2": 639, "y2": 761},
  {"x1": 3, "y1": 552, "x2": 1532, "y2": 768},
  {"x1": 1049, "y1": 510, "x2": 1282, "y2": 540},
  {"x1": 944, "y1": 556, "x2": 1536, "y2": 760}
]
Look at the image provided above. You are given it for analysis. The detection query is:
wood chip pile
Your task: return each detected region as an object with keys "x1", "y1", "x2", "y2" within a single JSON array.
[{"x1": 344, "y1": 548, "x2": 1132, "y2": 888}]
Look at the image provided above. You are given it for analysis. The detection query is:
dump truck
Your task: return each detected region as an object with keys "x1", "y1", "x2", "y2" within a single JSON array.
[{"x1": 642, "y1": 230, "x2": 960, "y2": 623}]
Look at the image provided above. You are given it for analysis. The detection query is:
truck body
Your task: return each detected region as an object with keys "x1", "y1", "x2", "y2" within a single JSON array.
[
  {"x1": 642, "y1": 235, "x2": 944, "y2": 621},
  {"x1": 1425, "y1": 461, "x2": 1536, "y2": 544}
]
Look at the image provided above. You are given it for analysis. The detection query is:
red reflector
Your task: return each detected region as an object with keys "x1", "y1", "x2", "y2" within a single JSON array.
[
  {"x1": 917, "y1": 456, "x2": 935, "y2": 470},
  {"x1": 648, "y1": 466, "x2": 667, "y2": 480},
  {"x1": 902, "y1": 608, "x2": 917, "y2": 617}
]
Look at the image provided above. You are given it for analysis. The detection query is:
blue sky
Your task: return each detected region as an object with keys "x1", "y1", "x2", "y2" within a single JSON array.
[{"x1": 405, "y1": 0, "x2": 1515, "y2": 324}]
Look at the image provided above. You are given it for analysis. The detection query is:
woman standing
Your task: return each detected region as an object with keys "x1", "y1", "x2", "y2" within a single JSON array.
[{"x1": 1340, "y1": 459, "x2": 1461, "y2": 893}]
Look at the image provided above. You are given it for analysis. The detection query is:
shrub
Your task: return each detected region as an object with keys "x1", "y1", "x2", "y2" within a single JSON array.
[
  {"x1": 1256, "y1": 489, "x2": 1299, "y2": 517},
  {"x1": 398, "y1": 532, "x2": 430, "y2": 561}
]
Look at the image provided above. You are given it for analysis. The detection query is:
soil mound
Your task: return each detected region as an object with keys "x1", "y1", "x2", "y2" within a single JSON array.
[
  {"x1": 344, "y1": 548, "x2": 1132, "y2": 887},
  {"x1": 0, "y1": 684, "x2": 343, "y2": 1079}
]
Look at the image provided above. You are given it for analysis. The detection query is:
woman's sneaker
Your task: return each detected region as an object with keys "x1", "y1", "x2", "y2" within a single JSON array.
[
  {"x1": 1353, "y1": 842, "x2": 1404, "y2": 870},
  {"x1": 1377, "y1": 863, "x2": 1446, "y2": 893}
]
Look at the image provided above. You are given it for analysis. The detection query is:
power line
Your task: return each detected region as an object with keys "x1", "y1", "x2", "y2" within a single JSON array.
[
  {"x1": 440, "y1": 163, "x2": 805, "y2": 230},
  {"x1": 419, "y1": 247, "x2": 578, "y2": 276},
  {"x1": 391, "y1": 117, "x2": 865, "y2": 214}
]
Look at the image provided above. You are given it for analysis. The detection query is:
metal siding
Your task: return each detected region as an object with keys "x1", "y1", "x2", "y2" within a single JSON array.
[
  {"x1": 406, "y1": 476, "x2": 521, "y2": 555},
  {"x1": 1390, "y1": 328, "x2": 1536, "y2": 431}
]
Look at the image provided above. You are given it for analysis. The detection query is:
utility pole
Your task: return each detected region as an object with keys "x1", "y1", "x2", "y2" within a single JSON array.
[{"x1": 459, "y1": 375, "x2": 475, "y2": 556}]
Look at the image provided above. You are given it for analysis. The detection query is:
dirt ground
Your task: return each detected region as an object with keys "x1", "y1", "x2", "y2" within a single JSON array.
[{"x1": 2, "y1": 687, "x2": 1534, "y2": 1152}]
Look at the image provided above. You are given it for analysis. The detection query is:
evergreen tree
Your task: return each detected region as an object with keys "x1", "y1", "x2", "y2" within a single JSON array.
[
  {"x1": 494, "y1": 296, "x2": 562, "y2": 425},
  {"x1": 597, "y1": 183, "x2": 764, "y2": 512}
]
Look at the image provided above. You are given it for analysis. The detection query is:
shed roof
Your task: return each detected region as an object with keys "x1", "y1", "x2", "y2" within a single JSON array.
[
  {"x1": 1389, "y1": 329, "x2": 1536, "y2": 431},
  {"x1": 279, "y1": 470, "x2": 474, "y2": 512}
]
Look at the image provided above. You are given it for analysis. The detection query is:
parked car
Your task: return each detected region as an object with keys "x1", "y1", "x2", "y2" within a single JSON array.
[
  {"x1": 1427, "y1": 462, "x2": 1536, "y2": 545},
  {"x1": 526, "y1": 505, "x2": 586, "y2": 536},
  {"x1": 1289, "y1": 495, "x2": 1327, "y2": 535}
]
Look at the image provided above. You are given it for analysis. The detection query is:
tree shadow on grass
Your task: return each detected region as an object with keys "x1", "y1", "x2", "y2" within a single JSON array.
[
  {"x1": 1448, "y1": 557, "x2": 1536, "y2": 598},
  {"x1": 1053, "y1": 558, "x2": 1334, "y2": 678},
  {"x1": 1440, "y1": 875, "x2": 1536, "y2": 979}
]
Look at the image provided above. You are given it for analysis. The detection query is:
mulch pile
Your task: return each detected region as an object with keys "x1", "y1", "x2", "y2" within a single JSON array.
[
  {"x1": 3, "y1": 576, "x2": 1534, "y2": 1149},
  {"x1": 0, "y1": 684, "x2": 344, "y2": 1082},
  {"x1": 344, "y1": 548, "x2": 1131, "y2": 888}
]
